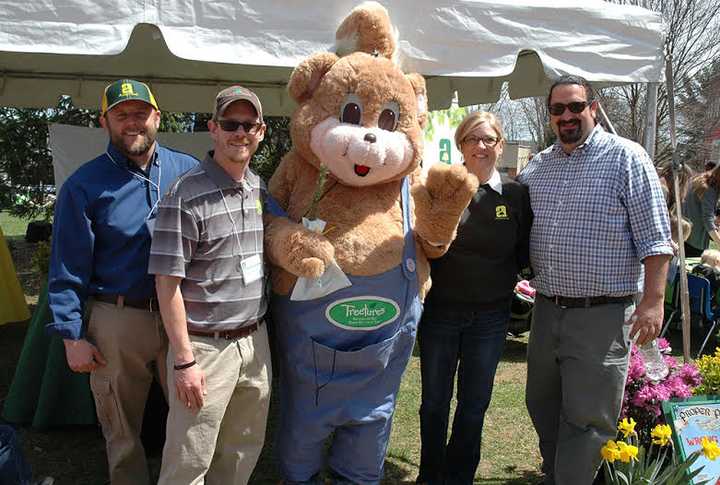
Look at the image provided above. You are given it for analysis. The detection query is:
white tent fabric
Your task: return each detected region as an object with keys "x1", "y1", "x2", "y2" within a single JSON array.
[
  {"x1": 49, "y1": 124, "x2": 211, "y2": 190},
  {"x1": 0, "y1": 1, "x2": 664, "y2": 114}
]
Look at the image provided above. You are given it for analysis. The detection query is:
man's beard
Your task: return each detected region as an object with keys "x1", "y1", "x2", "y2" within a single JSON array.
[
  {"x1": 557, "y1": 119, "x2": 583, "y2": 144},
  {"x1": 106, "y1": 118, "x2": 158, "y2": 159},
  {"x1": 111, "y1": 131, "x2": 155, "y2": 158}
]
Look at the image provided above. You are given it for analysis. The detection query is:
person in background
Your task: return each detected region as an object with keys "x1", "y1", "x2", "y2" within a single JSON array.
[
  {"x1": 656, "y1": 163, "x2": 693, "y2": 247},
  {"x1": 0, "y1": 425, "x2": 53, "y2": 485},
  {"x1": 416, "y1": 111, "x2": 532, "y2": 485},
  {"x1": 683, "y1": 163, "x2": 720, "y2": 257},
  {"x1": 518, "y1": 75, "x2": 672, "y2": 484},
  {"x1": 46, "y1": 79, "x2": 198, "y2": 485}
]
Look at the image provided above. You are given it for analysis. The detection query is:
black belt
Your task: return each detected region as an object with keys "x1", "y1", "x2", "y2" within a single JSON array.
[
  {"x1": 187, "y1": 320, "x2": 263, "y2": 340},
  {"x1": 539, "y1": 293, "x2": 634, "y2": 309},
  {"x1": 94, "y1": 294, "x2": 159, "y2": 312}
]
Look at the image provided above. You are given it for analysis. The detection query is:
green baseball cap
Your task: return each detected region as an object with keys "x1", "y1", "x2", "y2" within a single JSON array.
[{"x1": 101, "y1": 79, "x2": 159, "y2": 114}]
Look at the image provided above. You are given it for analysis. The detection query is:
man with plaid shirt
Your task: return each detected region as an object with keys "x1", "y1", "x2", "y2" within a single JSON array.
[{"x1": 518, "y1": 75, "x2": 673, "y2": 485}]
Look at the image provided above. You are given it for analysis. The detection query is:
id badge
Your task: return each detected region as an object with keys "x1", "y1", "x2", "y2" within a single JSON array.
[{"x1": 240, "y1": 254, "x2": 263, "y2": 285}]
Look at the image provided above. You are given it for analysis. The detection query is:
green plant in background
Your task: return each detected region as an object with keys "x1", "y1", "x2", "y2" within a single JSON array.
[
  {"x1": 252, "y1": 116, "x2": 292, "y2": 182},
  {"x1": 424, "y1": 106, "x2": 470, "y2": 142},
  {"x1": 31, "y1": 240, "x2": 51, "y2": 277},
  {"x1": 0, "y1": 96, "x2": 98, "y2": 220},
  {"x1": 602, "y1": 418, "x2": 719, "y2": 485},
  {"x1": 695, "y1": 347, "x2": 720, "y2": 395}
]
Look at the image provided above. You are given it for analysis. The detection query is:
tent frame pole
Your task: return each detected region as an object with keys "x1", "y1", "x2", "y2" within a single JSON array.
[{"x1": 665, "y1": 54, "x2": 692, "y2": 362}]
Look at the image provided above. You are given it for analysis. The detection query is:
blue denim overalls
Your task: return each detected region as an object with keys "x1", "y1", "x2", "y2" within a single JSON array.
[{"x1": 273, "y1": 177, "x2": 422, "y2": 485}]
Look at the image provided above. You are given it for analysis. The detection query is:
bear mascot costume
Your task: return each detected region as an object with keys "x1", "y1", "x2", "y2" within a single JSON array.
[{"x1": 264, "y1": 3, "x2": 478, "y2": 483}]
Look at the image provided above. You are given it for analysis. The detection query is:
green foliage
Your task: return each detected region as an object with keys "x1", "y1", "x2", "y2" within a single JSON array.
[
  {"x1": 695, "y1": 347, "x2": 720, "y2": 395},
  {"x1": 252, "y1": 116, "x2": 292, "y2": 182},
  {"x1": 0, "y1": 96, "x2": 99, "y2": 219},
  {"x1": 31, "y1": 239, "x2": 51, "y2": 276},
  {"x1": 159, "y1": 111, "x2": 196, "y2": 133},
  {"x1": 424, "y1": 106, "x2": 470, "y2": 142}
]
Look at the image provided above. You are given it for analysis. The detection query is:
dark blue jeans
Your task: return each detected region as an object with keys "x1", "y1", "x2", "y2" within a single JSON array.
[
  {"x1": 417, "y1": 306, "x2": 510, "y2": 485},
  {"x1": 0, "y1": 425, "x2": 31, "y2": 485}
]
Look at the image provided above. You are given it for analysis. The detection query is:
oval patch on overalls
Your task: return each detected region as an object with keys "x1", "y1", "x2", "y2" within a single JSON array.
[{"x1": 325, "y1": 296, "x2": 401, "y2": 331}]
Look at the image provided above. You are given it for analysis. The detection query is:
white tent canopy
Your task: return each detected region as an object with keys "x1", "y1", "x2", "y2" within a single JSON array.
[{"x1": 0, "y1": 0, "x2": 664, "y2": 115}]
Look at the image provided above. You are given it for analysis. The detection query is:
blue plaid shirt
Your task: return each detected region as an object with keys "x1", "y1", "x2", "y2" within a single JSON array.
[{"x1": 518, "y1": 125, "x2": 673, "y2": 297}]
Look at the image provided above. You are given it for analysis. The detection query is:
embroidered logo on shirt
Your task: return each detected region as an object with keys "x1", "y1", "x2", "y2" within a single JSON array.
[
  {"x1": 496, "y1": 205, "x2": 508, "y2": 220},
  {"x1": 256, "y1": 199, "x2": 263, "y2": 215}
]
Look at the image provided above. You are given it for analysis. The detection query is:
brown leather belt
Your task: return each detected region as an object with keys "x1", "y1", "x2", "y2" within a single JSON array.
[
  {"x1": 538, "y1": 293, "x2": 634, "y2": 309},
  {"x1": 93, "y1": 294, "x2": 159, "y2": 312},
  {"x1": 187, "y1": 320, "x2": 263, "y2": 340}
]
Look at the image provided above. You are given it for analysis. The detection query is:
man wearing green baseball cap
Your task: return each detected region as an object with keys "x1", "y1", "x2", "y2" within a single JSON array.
[{"x1": 47, "y1": 79, "x2": 198, "y2": 485}]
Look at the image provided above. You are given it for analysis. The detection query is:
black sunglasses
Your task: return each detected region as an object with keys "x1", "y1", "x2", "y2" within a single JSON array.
[
  {"x1": 216, "y1": 119, "x2": 262, "y2": 134},
  {"x1": 548, "y1": 102, "x2": 590, "y2": 116}
]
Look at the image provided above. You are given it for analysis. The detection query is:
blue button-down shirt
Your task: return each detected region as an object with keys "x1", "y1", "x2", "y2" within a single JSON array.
[
  {"x1": 517, "y1": 125, "x2": 673, "y2": 297},
  {"x1": 47, "y1": 142, "x2": 198, "y2": 339}
]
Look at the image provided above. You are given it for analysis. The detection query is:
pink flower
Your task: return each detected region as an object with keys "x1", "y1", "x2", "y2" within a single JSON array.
[{"x1": 657, "y1": 338, "x2": 671, "y2": 352}]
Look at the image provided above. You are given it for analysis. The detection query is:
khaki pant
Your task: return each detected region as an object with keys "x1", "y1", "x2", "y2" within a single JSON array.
[
  {"x1": 86, "y1": 301, "x2": 168, "y2": 485},
  {"x1": 158, "y1": 323, "x2": 272, "y2": 485}
]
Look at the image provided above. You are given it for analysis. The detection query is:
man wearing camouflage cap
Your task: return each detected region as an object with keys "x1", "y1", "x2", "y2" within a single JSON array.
[{"x1": 47, "y1": 79, "x2": 198, "y2": 485}]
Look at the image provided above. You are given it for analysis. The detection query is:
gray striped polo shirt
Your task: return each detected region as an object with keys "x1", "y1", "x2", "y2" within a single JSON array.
[{"x1": 148, "y1": 153, "x2": 267, "y2": 330}]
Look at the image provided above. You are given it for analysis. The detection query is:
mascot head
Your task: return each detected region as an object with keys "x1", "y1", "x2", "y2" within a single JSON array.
[{"x1": 287, "y1": 2, "x2": 427, "y2": 187}]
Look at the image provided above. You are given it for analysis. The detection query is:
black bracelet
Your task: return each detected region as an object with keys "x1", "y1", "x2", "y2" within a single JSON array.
[{"x1": 173, "y1": 360, "x2": 197, "y2": 371}]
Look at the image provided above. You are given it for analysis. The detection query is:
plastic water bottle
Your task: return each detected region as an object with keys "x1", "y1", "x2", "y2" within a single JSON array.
[{"x1": 638, "y1": 339, "x2": 669, "y2": 382}]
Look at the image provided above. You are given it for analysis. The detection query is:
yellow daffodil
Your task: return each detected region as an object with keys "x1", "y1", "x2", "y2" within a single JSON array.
[
  {"x1": 616, "y1": 440, "x2": 639, "y2": 463},
  {"x1": 701, "y1": 437, "x2": 720, "y2": 461},
  {"x1": 600, "y1": 440, "x2": 620, "y2": 463},
  {"x1": 618, "y1": 417, "x2": 637, "y2": 438},
  {"x1": 651, "y1": 424, "x2": 672, "y2": 447}
]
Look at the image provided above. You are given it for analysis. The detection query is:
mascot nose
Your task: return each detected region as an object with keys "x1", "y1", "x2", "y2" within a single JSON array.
[{"x1": 364, "y1": 133, "x2": 377, "y2": 144}]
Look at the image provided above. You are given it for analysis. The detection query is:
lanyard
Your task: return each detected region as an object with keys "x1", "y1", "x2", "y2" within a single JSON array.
[
  {"x1": 106, "y1": 150, "x2": 162, "y2": 218},
  {"x1": 219, "y1": 180, "x2": 260, "y2": 259}
]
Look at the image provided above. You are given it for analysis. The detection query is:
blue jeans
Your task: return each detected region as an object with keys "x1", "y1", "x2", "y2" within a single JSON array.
[
  {"x1": 0, "y1": 425, "x2": 31, "y2": 485},
  {"x1": 417, "y1": 306, "x2": 510, "y2": 485}
]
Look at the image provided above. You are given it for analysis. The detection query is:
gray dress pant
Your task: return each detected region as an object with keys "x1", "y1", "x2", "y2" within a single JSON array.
[{"x1": 525, "y1": 296, "x2": 633, "y2": 485}]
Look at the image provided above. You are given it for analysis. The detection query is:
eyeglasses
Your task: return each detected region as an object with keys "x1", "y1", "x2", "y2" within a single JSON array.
[
  {"x1": 548, "y1": 102, "x2": 590, "y2": 116},
  {"x1": 216, "y1": 119, "x2": 262, "y2": 134},
  {"x1": 462, "y1": 135, "x2": 500, "y2": 147}
]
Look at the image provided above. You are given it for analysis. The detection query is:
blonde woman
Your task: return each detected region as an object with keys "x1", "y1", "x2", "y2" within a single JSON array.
[
  {"x1": 683, "y1": 163, "x2": 720, "y2": 257},
  {"x1": 417, "y1": 111, "x2": 532, "y2": 485}
]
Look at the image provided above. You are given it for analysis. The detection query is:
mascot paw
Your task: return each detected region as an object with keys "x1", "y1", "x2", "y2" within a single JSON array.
[
  {"x1": 286, "y1": 230, "x2": 335, "y2": 278},
  {"x1": 425, "y1": 163, "x2": 479, "y2": 209},
  {"x1": 412, "y1": 163, "x2": 479, "y2": 246}
]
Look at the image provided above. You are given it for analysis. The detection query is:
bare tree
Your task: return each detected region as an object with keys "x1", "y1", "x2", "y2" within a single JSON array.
[{"x1": 603, "y1": 0, "x2": 720, "y2": 165}]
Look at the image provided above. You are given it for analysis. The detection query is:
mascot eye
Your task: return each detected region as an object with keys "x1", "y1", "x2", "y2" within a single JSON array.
[
  {"x1": 378, "y1": 102, "x2": 399, "y2": 131},
  {"x1": 340, "y1": 94, "x2": 363, "y2": 125}
]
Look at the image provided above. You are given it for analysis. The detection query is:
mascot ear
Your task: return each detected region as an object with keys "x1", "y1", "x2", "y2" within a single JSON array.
[
  {"x1": 288, "y1": 52, "x2": 339, "y2": 104},
  {"x1": 406, "y1": 73, "x2": 428, "y2": 129},
  {"x1": 335, "y1": 1, "x2": 397, "y2": 60}
]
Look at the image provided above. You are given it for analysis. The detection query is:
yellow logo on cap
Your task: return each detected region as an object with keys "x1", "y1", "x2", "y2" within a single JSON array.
[
  {"x1": 496, "y1": 205, "x2": 508, "y2": 220},
  {"x1": 121, "y1": 83, "x2": 138, "y2": 97}
]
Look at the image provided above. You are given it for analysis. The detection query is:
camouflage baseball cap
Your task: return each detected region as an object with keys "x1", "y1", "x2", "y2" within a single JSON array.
[
  {"x1": 101, "y1": 79, "x2": 159, "y2": 114},
  {"x1": 213, "y1": 85, "x2": 263, "y2": 122}
]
